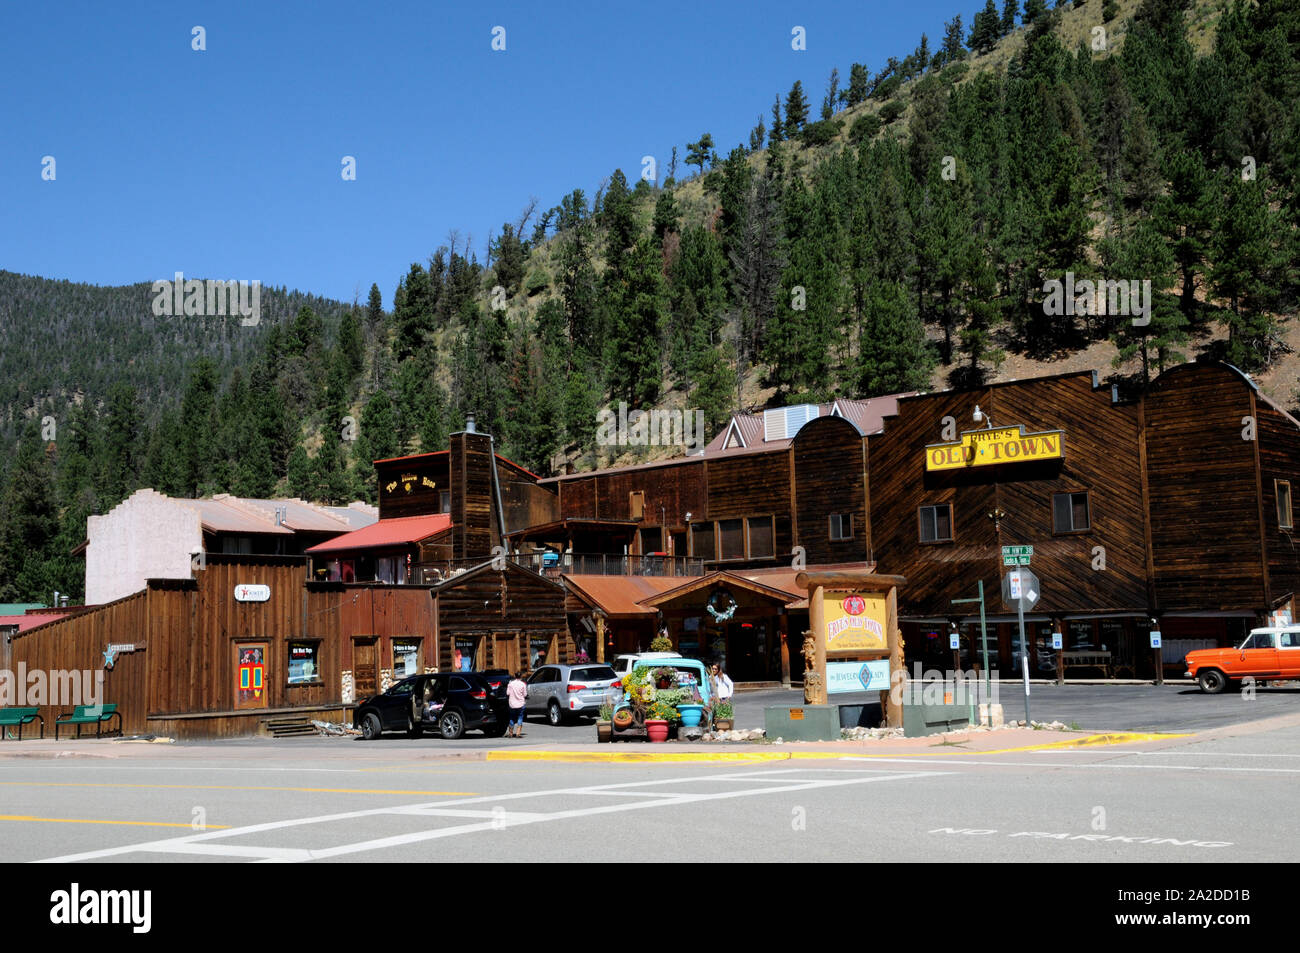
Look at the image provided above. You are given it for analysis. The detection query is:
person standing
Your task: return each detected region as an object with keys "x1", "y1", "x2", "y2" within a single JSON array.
[
  {"x1": 711, "y1": 663, "x2": 733, "y2": 705},
  {"x1": 506, "y1": 670, "x2": 528, "y2": 738}
]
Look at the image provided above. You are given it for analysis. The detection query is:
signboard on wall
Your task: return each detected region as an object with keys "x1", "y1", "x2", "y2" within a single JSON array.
[
  {"x1": 821, "y1": 590, "x2": 888, "y2": 653},
  {"x1": 826, "y1": 660, "x2": 891, "y2": 693},
  {"x1": 925, "y1": 425, "x2": 1065, "y2": 472},
  {"x1": 234, "y1": 584, "x2": 271, "y2": 602}
]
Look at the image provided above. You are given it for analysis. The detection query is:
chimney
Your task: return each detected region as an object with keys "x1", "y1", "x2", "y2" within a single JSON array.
[{"x1": 465, "y1": 413, "x2": 476, "y2": 434}]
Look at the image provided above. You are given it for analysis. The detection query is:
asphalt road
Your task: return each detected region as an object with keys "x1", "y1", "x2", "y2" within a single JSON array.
[
  {"x1": 733, "y1": 683, "x2": 1300, "y2": 733},
  {"x1": 5, "y1": 712, "x2": 1299, "y2": 863}
]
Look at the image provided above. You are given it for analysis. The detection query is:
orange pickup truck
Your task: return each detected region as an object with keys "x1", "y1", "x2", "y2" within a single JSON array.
[{"x1": 1185, "y1": 627, "x2": 1300, "y2": 693}]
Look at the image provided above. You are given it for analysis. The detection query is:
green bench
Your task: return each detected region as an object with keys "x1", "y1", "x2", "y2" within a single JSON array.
[
  {"x1": 0, "y1": 707, "x2": 44, "y2": 740},
  {"x1": 54, "y1": 704, "x2": 122, "y2": 740}
]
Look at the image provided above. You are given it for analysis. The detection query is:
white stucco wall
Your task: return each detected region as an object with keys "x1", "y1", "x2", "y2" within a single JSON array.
[{"x1": 85, "y1": 489, "x2": 203, "y2": 604}]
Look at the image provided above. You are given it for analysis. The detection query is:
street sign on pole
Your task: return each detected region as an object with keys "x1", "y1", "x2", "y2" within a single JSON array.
[
  {"x1": 1002, "y1": 545, "x2": 1033, "y2": 567},
  {"x1": 1001, "y1": 568, "x2": 1040, "y2": 611},
  {"x1": 1001, "y1": 568, "x2": 1040, "y2": 724}
]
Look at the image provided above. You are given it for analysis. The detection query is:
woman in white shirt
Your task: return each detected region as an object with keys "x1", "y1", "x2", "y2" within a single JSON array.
[{"x1": 711, "y1": 663, "x2": 734, "y2": 703}]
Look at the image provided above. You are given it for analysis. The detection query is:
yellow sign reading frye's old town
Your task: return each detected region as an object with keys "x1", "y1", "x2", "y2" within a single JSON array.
[
  {"x1": 924, "y1": 425, "x2": 1065, "y2": 472},
  {"x1": 822, "y1": 590, "x2": 889, "y2": 653}
]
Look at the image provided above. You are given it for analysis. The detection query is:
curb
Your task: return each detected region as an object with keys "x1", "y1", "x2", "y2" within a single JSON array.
[{"x1": 483, "y1": 730, "x2": 1181, "y2": 763}]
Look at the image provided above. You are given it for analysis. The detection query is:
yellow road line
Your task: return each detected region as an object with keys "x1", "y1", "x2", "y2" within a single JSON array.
[
  {"x1": 487, "y1": 732, "x2": 1187, "y2": 764},
  {"x1": 0, "y1": 781, "x2": 477, "y2": 796},
  {"x1": 0, "y1": 814, "x2": 231, "y2": 829}
]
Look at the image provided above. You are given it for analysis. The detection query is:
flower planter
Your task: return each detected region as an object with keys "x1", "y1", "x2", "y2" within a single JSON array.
[
  {"x1": 677, "y1": 704, "x2": 705, "y2": 728},
  {"x1": 714, "y1": 718, "x2": 733, "y2": 731},
  {"x1": 645, "y1": 718, "x2": 670, "y2": 743},
  {"x1": 613, "y1": 709, "x2": 635, "y2": 730},
  {"x1": 596, "y1": 722, "x2": 612, "y2": 743}
]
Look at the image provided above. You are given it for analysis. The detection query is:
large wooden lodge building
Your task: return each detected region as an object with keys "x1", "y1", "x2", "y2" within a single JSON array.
[{"x1": 10, "y1": 361, "x2": 1300, "y2": 736}]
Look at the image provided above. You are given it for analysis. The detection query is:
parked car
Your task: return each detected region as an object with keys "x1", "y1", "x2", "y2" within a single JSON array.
[
  {"x1": 610, "y1": 652, "x2": 682, "y2": 677},
  {"x1": 353, "y1": 672, "x2": 510, "y2": 740},
  {"x1": 1186, "y1": 627, "x2": 1300, "y2": 693},
  {"x1": 525, "y1": 663, "x2": 620, "y2": 725}
]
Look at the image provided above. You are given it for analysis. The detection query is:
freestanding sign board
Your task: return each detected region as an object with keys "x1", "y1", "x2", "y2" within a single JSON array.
[{"x1": 797, "y1": 571, "x2": 906, "y2": 728}]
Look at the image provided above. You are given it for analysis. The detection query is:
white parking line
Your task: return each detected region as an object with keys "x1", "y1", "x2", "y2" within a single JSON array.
[
  {"x1": 33, "y1": 768, "x2": 943, "y2": 863},
  {"x1": 837, "y1": 756, "x2": 1300, "y2": 773}
]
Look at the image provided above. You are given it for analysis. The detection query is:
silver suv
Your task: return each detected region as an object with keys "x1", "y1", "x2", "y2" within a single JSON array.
[{"x1": 525, "y1": 663, "x2": 620, "y2": 725}]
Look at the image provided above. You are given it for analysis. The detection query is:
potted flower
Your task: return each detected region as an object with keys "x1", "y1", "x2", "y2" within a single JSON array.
[
  {"x1": 653, "y1": 666, "x2": 677, "y2": 690},
  {"x1": 713, "y1": 701, "x2": 734, "y2": 731},
  {"x1": 597, "y1": 703, "x2": 613, "y2": 742},
  {"x1": 677, "y1": 684, "x2": 706, "y2": 727},
  {"x1": 645, "y1": 698, "x2": 677, "y2": 742}
]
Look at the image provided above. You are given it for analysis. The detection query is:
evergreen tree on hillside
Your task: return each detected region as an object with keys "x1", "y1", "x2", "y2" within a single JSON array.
[
  {"x1": 393, "y1": 264, "x2": 434, "y2": 362},
  {"x1": 847, "y1": 64, "x2": 870, "y2": 106},
  {"x1": 686, "y1": 134, "x2": 715, "y2": 175},
  {"x1": 970, "y1": 0, "x2": 1001, "y2": 54},
  {"x1": 784, "y1": 81, "x2": 809, "y2": 132},
  {"x1": 1210, "y1": 172, "x2": 1288, "y2": 370},
  {"x1": 822, "y1": 68, "x2": 840, "y2": 120},
  {"x1": 769, "y1": 96, "x2": 784, "y2": 142},
  {"x1": 0, "y1": 423, "x2": 59, "y2": 602},
  {"x1": 1001, "y1": 0, "x2": 1020, "y2": 34},
  {"x1": 1023, "y1": 0, "x2": 1047, "y2": 24},
  {"x1": 1107, "y1": 217, "x2": 1187, "y2": 387},
  {"x1": 937, "y1": 16, "x2": 967, "y2": 68},
  {"x1": 179, "y1": 358, "x2": 220, "y2": 497}
]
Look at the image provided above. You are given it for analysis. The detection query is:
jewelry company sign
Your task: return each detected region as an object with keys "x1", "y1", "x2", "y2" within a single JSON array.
[{"x1": 234, "y1": 584, "x2": 271, "y2": 603}]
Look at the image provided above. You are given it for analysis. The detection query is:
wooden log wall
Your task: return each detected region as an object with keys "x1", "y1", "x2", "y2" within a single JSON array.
[
  {"x1": 871, "y1": 373, "x2": 1147, "y2": 616},
  {"x1": 792, "y1": 416, "x2": 870, "y2": 564},
  {"x1": 451, "y1": 432, "x2": 495, "y2": 558},
  {"x1": 9, "y1": 590, "x2": 151, "y2": 736},
  {"x1": 1145, "y1": 364, "x2": 1265, "y2": 612}
]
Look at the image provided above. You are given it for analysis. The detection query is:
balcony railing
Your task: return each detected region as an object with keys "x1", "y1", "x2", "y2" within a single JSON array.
[{"x1": 414, "y1": 552, "x2": 704, "y2": 583}]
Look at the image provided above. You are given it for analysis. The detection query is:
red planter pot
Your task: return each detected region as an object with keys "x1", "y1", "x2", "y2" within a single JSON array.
[{"x1": 645, "y1": 718, "x2": 670, "y2": 743}]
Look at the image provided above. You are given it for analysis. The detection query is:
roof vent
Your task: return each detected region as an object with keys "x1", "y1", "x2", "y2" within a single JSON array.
[
  {"x1": 465, "y1": 413, "x2": 477, "y2": 434},
  {"x1": 763, "y1": 404, "x2": 820, "y2": 441}
]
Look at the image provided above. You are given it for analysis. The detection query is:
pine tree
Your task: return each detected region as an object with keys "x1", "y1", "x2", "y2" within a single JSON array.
[
  {"x1": 939, "y1": 16, "x2": 966, "y2": 68},
  {"x1": 686, "y1": 134, "x2": 715, "y2": 175},
  {"x1": 847, "y1": 64, "x2": 870, "y2": 106},
  {"x1": 1210, "y1": 172, "x2": 1288, "y2": 369},
  {"x1": 749, "y1": 115, "x2": 766, "y2": 152},
  {"x1": 1001, "y1": 0, "x2": 1020, "y2": 34},
  {"x1": 784, "y1": 81, "x2": 809, "y2": 132},
  {"x1": 1108, "y1": 217, "x2": 1187, "y2": 387},
  {"x1": 970, "y1": 0, "x2": 1001, "y2": 55},
  {"x1": 822, "y1": 68, "x2": 840, "y2": 120},
  {"x1": 1023, "y1": 0, "x2": 1047, "y2": 24},
  {"x1": 769, "y1": 95, "x2": 784, "y2": 142}
]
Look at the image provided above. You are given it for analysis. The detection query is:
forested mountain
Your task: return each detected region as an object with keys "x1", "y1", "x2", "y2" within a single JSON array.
[{"x1": 2, "y1": 0, "x2": 1298, "y2": 603}]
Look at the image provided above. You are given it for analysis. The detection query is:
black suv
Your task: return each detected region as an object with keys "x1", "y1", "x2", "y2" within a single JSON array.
[{"x1": 354, "y1": 672, "x2": 510, "y2": 740}]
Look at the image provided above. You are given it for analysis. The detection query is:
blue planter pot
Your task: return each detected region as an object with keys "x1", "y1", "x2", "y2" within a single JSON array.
[{"x1": 678, "y1": 705, "x2": 704, "y2": 727}]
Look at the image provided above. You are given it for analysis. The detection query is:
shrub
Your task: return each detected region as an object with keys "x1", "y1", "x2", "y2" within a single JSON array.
[
  {"x1": 849, "y1": 114, "x2": 881, "y2": 144},
  {"x1": 799, "y1": 118, "x2": 843, "y2": 147},
  {"x1": 880, "y1": 100, "x2": 906, "y2": 125}
]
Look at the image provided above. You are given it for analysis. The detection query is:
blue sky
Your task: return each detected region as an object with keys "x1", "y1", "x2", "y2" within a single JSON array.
[{"x1": 2, "y1": 0, "x2": 964, "y2": 307}]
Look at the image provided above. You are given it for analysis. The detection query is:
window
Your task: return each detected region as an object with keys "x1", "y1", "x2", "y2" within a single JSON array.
[
  {"x1": 1277, "y1": 480, "x2": 1293, "y2": 530},
  {"x1": 440, "y1": 491, "x2": 451, "y2": 513},
  {"x1": 717, "y1": 519, "x2": 745, "y2": 560},
  {"x1": 1242, "y1": 632, "x2": 1276, "y2": 650},
  {"x1": 747, "y1": 517, "x2": 775, "y2": 558},
  {"x1": 918, "y1": 504, "x2": 953, "y2": 543},
  {"x1": 1280, "y1": 631, "x2": 1300, "y2": 649},
  {"x1": 393, "y1": 638, "x2": 421, "y2": 678},
  {"x1": 287, "y1": 642, "x2": 321, "y2": 684},
  {"x1": 1052, "y1": 492, "x2": 1091, "y2": 533},
  {"x1": 639, "y1": 526, "x2": 663, "y2": 553},
  {"x1": 691, "y1": 522, "x2": 716, "y2": 561},
  {"x1": 829, "y1": 514, "x2": 853, "y2": 541}
]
